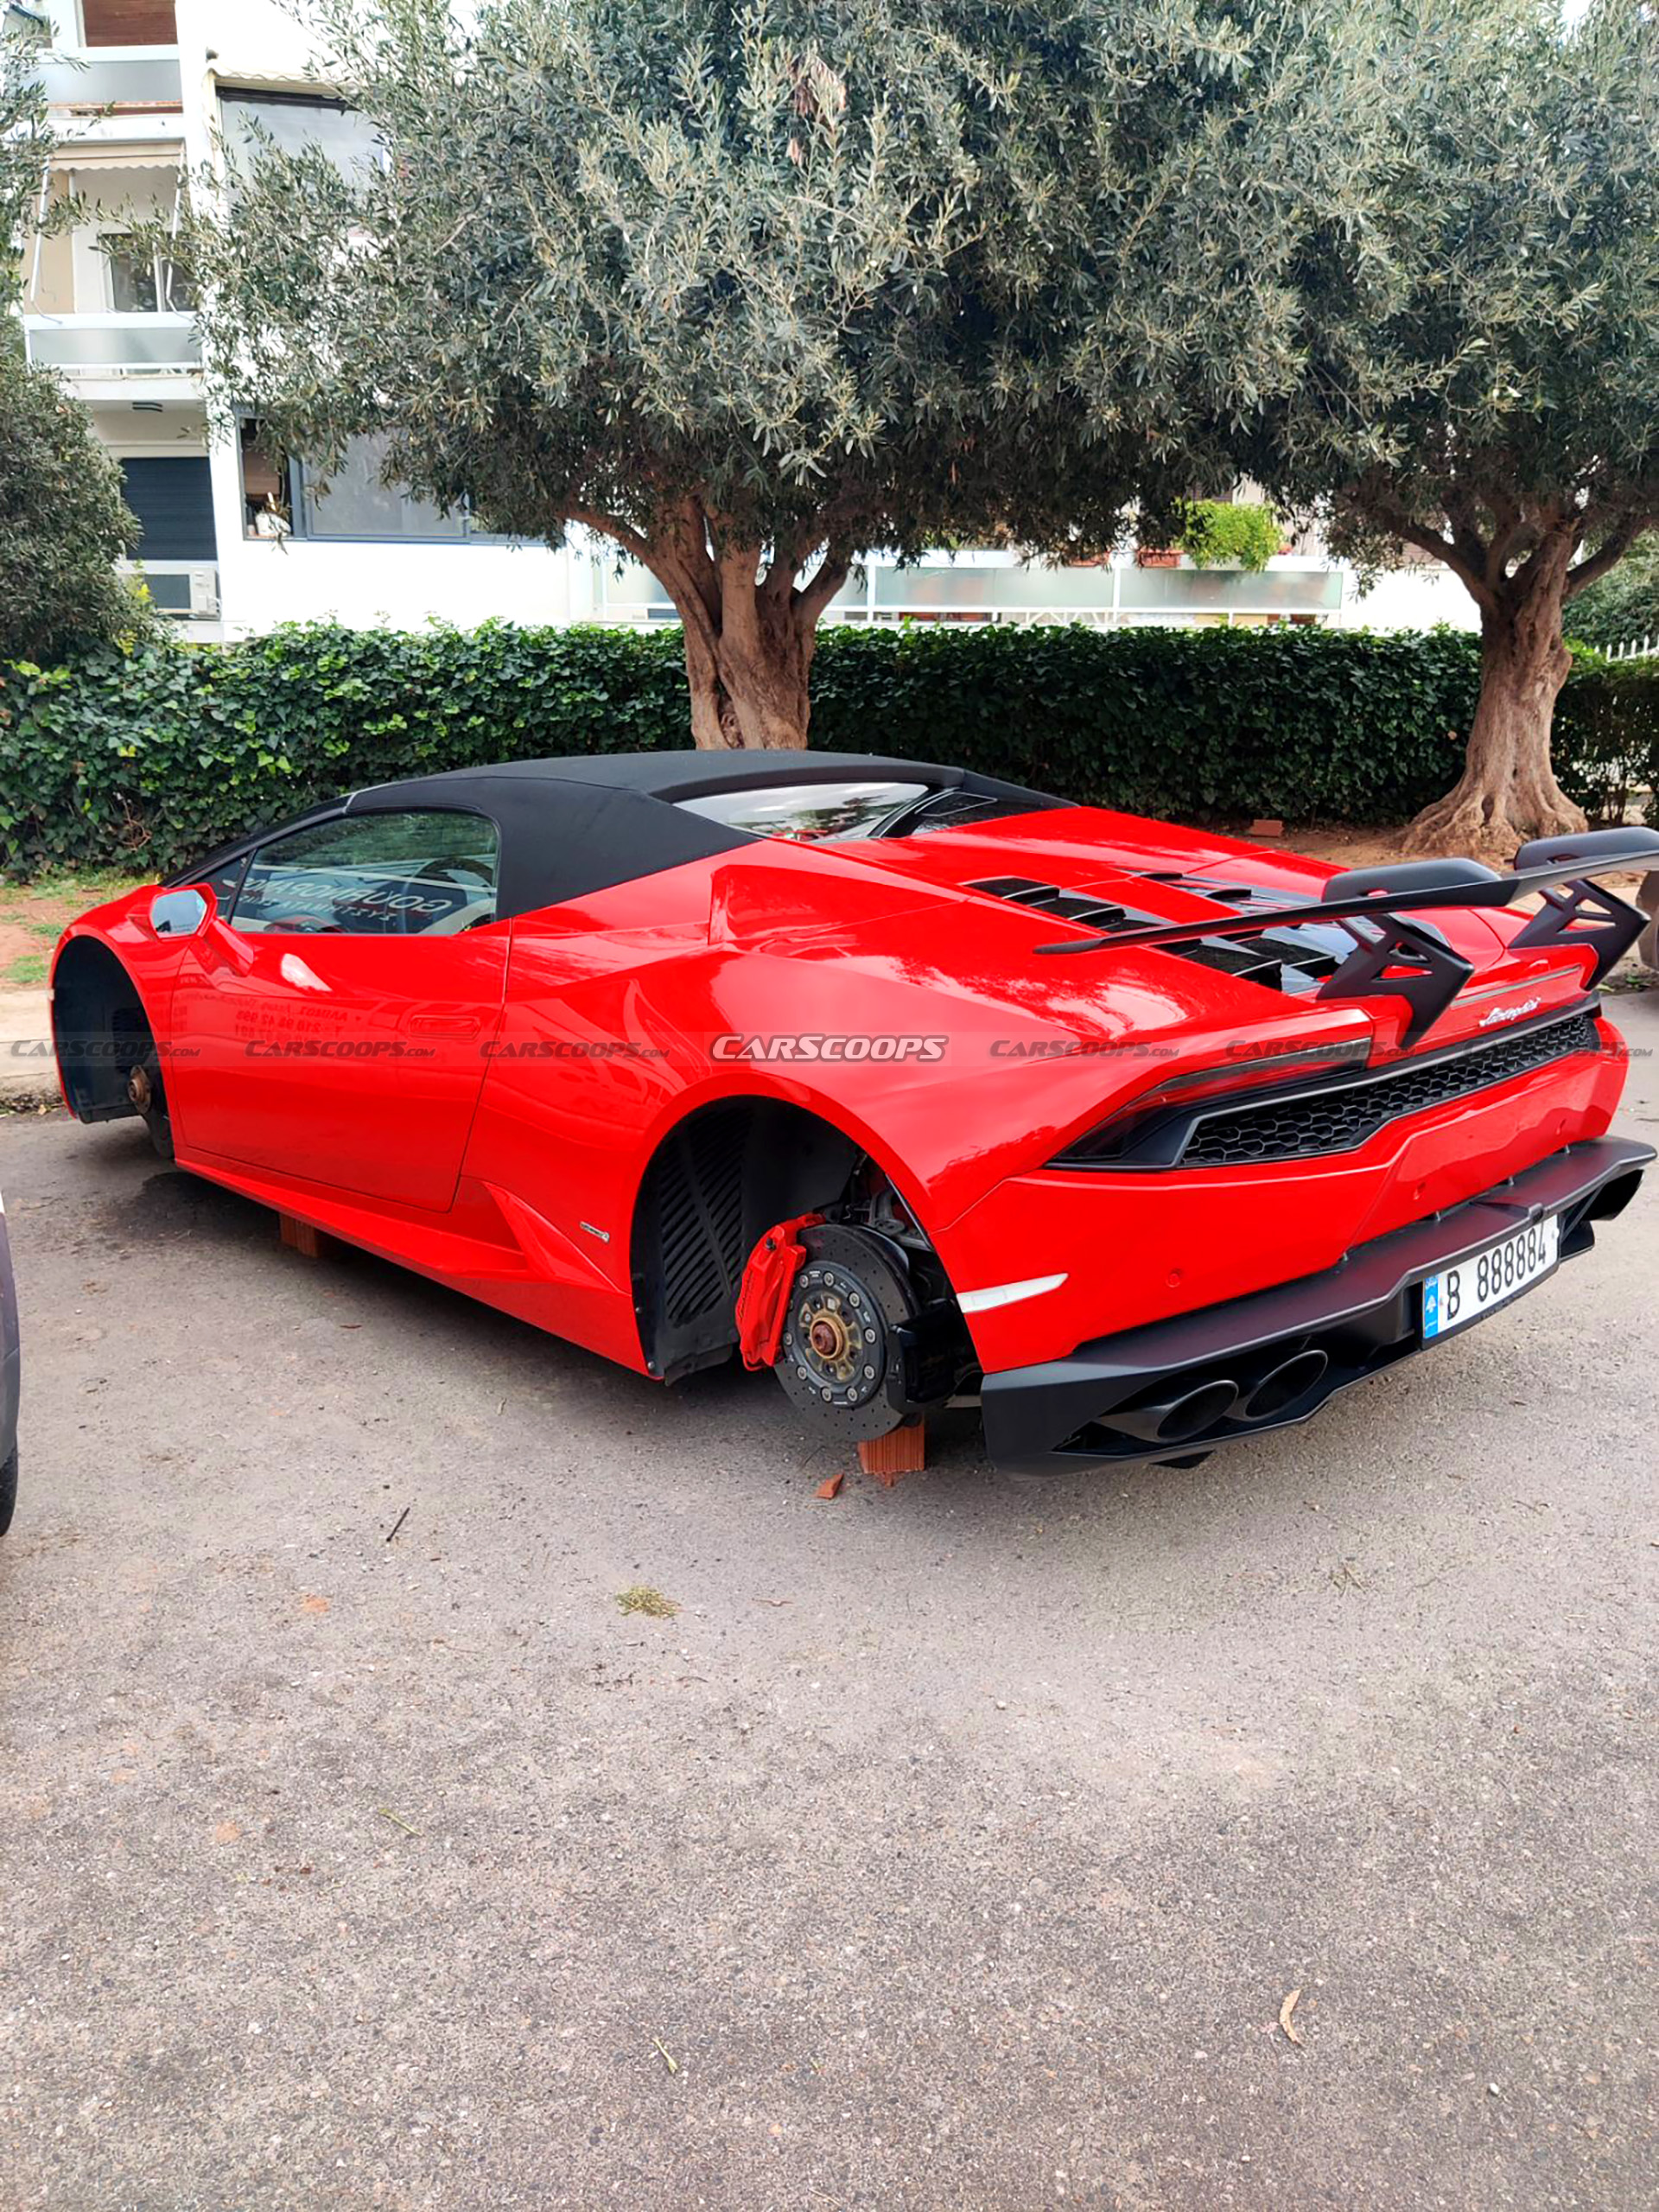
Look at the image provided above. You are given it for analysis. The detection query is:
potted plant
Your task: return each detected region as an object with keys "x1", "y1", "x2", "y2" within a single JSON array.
[{"x1": 1176, "y1": 499, "x2": 1281, "y2": 571}]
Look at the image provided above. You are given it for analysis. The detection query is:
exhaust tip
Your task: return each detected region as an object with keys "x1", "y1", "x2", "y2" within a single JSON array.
[
  {"x1": 1241, "y1": 1348, "x2": 1329, "y2": 1422},
  {"x1": 1155, "y1": 1378, "x2": 1239, "y2": 1443}
]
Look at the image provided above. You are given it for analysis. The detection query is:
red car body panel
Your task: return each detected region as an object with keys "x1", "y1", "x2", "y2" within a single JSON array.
[{"x1": 51, "y1": 756, "x2": 1649, "y2": 1468}]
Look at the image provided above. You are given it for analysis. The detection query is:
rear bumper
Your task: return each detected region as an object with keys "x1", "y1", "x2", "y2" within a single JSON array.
[{"x1": 980, "y1": 1137, "x2": 1651, "y2": 1473}]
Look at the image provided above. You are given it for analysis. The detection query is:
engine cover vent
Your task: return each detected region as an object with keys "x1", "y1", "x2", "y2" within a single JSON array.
[{"x1": 964, "y1": 874, "x2": 1337, "y2": 994}]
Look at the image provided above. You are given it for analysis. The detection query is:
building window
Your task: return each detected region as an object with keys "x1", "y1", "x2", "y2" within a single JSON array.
[
  {"x1": 118, "y1": 455, "x2": 216, "y2": 563},
  {"x1": 296, "y1": 435, "x2": 465, "y2": 543},
  {"x1": 79, "y1": 0, "x2": 176, "y2": 44},
  {"x1": 218, "y1": 90, "x2": 382, "y2": 181},
  {"x1": 239, "y1": 420, "x2": 503, "y2": 545},
  {"x1": 239, "y1": 421, "x2": 292, "y2": 538},
  {"x1": 100, "y1": 230, "x2": 193, "y2": 314}
]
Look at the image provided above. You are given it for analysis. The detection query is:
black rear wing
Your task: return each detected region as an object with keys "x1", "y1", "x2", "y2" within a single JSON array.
[{"x1": 1036, "y1": 827, "x2": 1659, "y2": 1045}]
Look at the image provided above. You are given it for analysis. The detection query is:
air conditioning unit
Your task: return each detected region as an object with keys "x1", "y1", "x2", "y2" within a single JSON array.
[{"x1": 187, "y1": 568, "x2": 220, "y2": 619}]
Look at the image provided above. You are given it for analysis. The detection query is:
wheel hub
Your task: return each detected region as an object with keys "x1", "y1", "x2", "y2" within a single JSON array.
[
  {"x1": 793, "y1": 1277, "x2": 880, "y2": 1402},
  {"x1": 807, "y1": 1312, "x2": 850, "y2": 1362},
  {"x1": 772, "y1": 1224, "x2": 926, "y2": 1444},
  {"x1": 126, "y1": 1064, "x2": 153, "y2": 1113}
]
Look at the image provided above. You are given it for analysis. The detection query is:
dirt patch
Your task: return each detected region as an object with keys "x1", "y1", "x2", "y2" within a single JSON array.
[
  {"x1": 0, "y1": 873, "x2": 148, "y2": 988},
  {"x1": 1262, "y1": 822, "x2": 1422, "y2": 872},
  {"x1": 1232, "y1": 818, "x2": 1656, "y2": 913}
]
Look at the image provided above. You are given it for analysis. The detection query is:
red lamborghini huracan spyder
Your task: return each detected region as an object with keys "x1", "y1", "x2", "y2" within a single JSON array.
[{"x1": 52, "y1": 750, "x2": 1655, "y2": 1472}]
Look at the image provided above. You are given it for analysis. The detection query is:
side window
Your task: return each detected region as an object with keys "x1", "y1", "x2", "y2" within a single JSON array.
[
  {"x1": 202, "y1": 855, "x2": 248, "y2": 912},
  {"x1": 230, "y1": 811, "x2": 500, "y2": 938}
]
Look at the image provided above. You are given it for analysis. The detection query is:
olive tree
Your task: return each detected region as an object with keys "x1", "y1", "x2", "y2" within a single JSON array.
[
  {"x1": 1225, "y1": 0, "x2": 1659, "y2": 858},
  {"x1": 168, "y1": 0, "x2": 1260, "y2": 749}
]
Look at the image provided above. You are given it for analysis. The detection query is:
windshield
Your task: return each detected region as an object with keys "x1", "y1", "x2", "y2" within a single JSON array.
[{"x1": 676, "y1": 779, "x2": 931, "y2": 842}]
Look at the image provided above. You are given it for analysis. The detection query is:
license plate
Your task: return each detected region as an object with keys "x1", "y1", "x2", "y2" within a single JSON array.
[{"x1": 1421, "y1": 1214, "x2": 1560, "y2": 1341}]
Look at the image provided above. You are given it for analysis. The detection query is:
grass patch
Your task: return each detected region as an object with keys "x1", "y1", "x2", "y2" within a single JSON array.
[
  {"x1": 615, "y1": 1584, "x2": 679, "y2": 1620},
  {"x1": 0, "y1": 866, "x2": 147, "y2": 899},
  {"x1": 4, "y1": 954, "x2": 48, "y2": 988}
]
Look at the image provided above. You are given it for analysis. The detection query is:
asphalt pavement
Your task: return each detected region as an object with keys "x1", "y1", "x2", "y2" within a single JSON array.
[{"x1": 3, "y1": 992, "x2": 1656, "y2": 2209}]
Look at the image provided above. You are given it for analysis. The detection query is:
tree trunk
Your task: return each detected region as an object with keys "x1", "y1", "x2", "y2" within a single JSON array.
[
  {"x1": 633, "y1": 511, "x2": 851, "y2": 751},
  {"x1": 1405, "y1": 566, "x2": 1587, "y2": 863},
  {"x1": 679, "y1": 581, "x2": 817, "y2": 750}
]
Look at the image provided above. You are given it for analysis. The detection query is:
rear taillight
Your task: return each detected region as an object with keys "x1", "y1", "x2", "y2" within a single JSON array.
[{"x1": 1050, "y1": 1038, "x2": 1371, "y2": 1167}]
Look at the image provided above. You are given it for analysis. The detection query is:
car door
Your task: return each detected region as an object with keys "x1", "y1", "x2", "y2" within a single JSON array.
[{"x1": 163, "y1": 805, "x2": 508, "y2": 1211}]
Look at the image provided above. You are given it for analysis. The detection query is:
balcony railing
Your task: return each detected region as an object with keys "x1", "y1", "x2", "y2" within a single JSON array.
[
  {"x1": 592, "y1": 551, "x2": 1345, "y2": 629},
  {"x1": 24, "y1": 312, "x2": 200, "y2": 374},
  {"x1": 36, "y1": 48, "x2": 183, "y2": 112}
]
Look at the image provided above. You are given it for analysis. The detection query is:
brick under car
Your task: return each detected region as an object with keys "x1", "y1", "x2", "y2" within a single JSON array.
[{"x1": 50, "y1": 751, "x2": 1655, "y2": 1473}]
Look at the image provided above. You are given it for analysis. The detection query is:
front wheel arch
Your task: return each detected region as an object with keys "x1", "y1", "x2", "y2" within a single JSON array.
[{"x1": 51, "y1": 938, "x2": 171, "y2": 1153}]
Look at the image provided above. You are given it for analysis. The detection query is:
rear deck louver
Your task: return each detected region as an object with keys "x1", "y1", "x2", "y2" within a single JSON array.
[{"x1": 964, "y1": 874, "x2": 1351, "y2": 996}]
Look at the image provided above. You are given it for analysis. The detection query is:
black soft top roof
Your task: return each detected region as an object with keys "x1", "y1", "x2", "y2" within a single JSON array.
[
  {"x1": 171, "y1": 749, "x2": 1063, "y2": 919},
  {"x1": 358, "y1": 748, "x2": 1051, "y2": 804}
]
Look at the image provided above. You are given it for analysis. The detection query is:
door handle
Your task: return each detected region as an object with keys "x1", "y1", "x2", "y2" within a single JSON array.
[{"x1": 404, "y1": 1012, "x2": 484, "y2": 1037}]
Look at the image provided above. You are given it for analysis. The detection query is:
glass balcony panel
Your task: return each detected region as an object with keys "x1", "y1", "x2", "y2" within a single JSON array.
[
  {"x1": 596, "y1": 557, "x2": 676, "y2": 617},
  {"x1": 38, "y1": 51, "x2": 181, "y2": 110},
  {"x1": 1117, "y1": 564, "x2": 1342, "y2": 613},
  {"x1": 594, "y1": 553, "x2": 1345, "y2": 626},
  {"x1": 869, "y1": 563, "x2": 1116, "y2": 615},
  {"x1": 25, "y1": 312, "x2": 200, "y2": 370}
]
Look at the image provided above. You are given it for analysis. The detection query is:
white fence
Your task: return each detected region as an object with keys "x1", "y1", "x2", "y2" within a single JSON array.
[{"x1": 1606, "y1": 632, "x2": 1658, "y2": 661}]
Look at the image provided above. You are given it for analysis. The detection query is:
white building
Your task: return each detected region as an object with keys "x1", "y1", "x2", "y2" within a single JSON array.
[
  {"x1": 14, "y1": 0, "x2": 584, "y2": 639},
  {"x1": 13, "y1": 0, "x2": 1476, "y2": 645}
]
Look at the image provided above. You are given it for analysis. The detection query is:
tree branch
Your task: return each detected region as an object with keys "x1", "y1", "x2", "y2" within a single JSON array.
[
  {"x1": 1482, "y1": 490, "x2": 1537, "y2": 585},
  {"x1": 662, "y1": 495, "x2": 721, "y2": 630},
  {"x1": 713, "y1": 539, "x2": 766, "y2": 658},
  {"x1": 1351, "y1": 487, "x2": 1500, "y2": 616},
  {"x1": 1444, "y1": 493, "x2": 1500, "y2": 598},
  {"x1": 1565, "y1": 516, "x2": 1654, "y2": 601},
  {"x1": 794, "y1": 540, "x2": 855, "y2": 628},
  {"x1": 760, "y1": 527, "x2": 814, "y2": 607},
  {"x1": 563, "y1": 505, "x2": 657, "y2": 567}
]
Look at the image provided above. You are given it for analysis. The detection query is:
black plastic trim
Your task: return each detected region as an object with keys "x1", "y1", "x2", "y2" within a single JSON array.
[
  {"x1": 1051, "y1": 1000, "x2": 1605, "y2": 1172},
  {"x1": 981, "y1": 1137, "x2": 1652, "y2": 1473},
  {"x1": 1035, "y1": 825, "x2": 1659, "y2": 963}
]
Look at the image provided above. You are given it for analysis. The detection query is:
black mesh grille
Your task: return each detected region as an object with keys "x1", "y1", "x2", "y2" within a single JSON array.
[
  {"x1": 1180, "y1": 1012, "x2": 1599, "y2": 1167},
  {"x1": 658, "y1": 1105, "x2": 748, "y2": 1325}
]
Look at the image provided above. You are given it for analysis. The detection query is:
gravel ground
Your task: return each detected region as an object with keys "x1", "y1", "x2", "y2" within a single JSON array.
[{"x1": 3, "y1": 992, "x2": 1656, "y2": 2211}]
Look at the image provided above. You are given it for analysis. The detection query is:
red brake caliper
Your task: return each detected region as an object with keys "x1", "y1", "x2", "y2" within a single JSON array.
[{"x1": 734, "y1": 1212, "x2": 825, "y2": 1370}]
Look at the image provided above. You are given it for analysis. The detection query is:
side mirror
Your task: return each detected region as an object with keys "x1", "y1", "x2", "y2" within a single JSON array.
[{"x1": 149, "y1": 886, "x2": 214, "y2": 938}]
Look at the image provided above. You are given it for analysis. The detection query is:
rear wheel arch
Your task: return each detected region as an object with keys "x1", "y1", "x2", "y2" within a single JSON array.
[{"x1": 628, "y1": 1093, "x2": 950, "y2": 1384}]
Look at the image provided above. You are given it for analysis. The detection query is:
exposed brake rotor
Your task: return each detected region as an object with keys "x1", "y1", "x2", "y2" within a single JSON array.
[{"x1": 774, "y1": 1223, "x2": 920, "y2": 1443}]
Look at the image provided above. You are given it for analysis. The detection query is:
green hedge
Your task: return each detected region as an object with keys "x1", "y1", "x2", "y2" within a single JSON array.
[
  {"x1": 0, "y1": 619, "x2": 1652, "y2": 881},
  {"x1": 1554, "y1": 656, "x2": 1659, "y2": 827}
]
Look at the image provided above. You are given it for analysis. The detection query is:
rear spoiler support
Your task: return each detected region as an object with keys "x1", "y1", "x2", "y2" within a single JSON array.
[{"x1": 1035, "y1": 826, "x2": 1659, "y2": 1046}]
